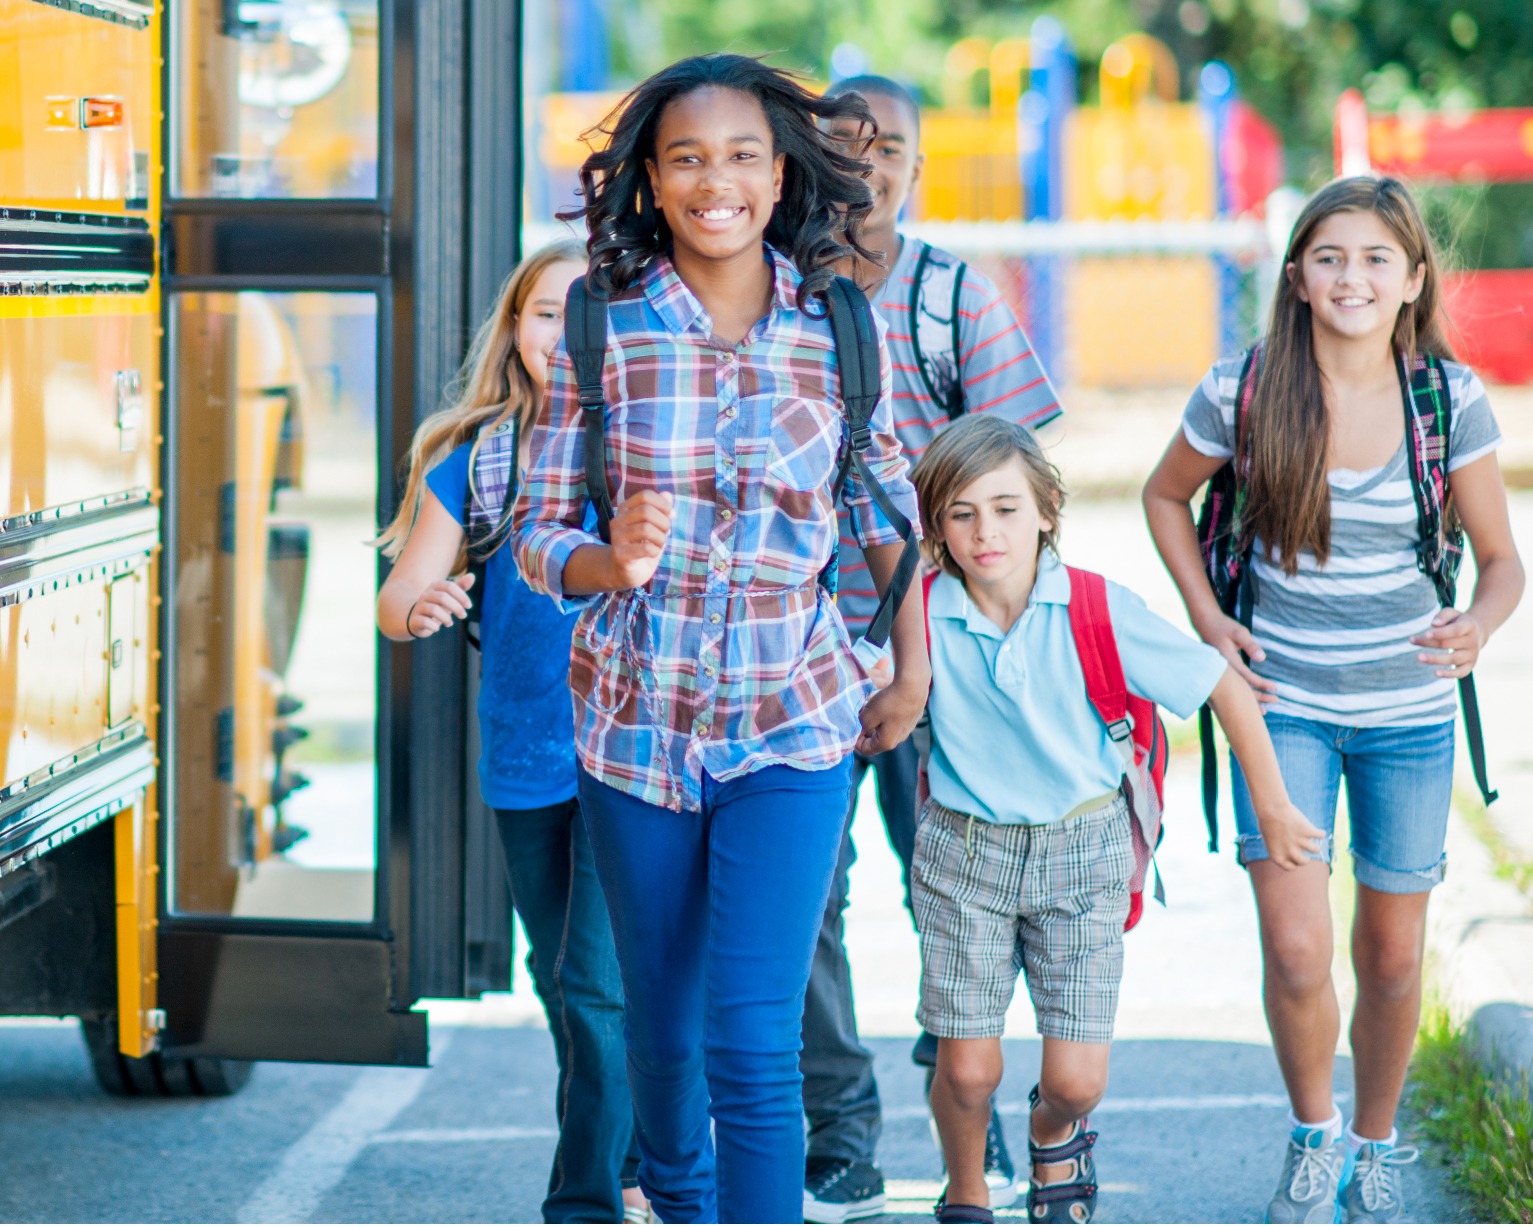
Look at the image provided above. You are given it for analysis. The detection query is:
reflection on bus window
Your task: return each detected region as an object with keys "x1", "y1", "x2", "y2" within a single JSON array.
[
  {"x1": 174, "y1": 0, "x2": 379, "y2": 199},
  {"x1": 170, "y1": 291, "x2": 378, "y2": 922}
]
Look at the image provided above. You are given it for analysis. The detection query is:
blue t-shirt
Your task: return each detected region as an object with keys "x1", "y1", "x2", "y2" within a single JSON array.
[{"x1": 427, "y1": 442, "x2": 578, "y2": 810}]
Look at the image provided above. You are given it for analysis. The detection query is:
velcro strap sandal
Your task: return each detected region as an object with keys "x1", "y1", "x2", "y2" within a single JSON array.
[
  {"x1": 1026, "y1": 1086, "x2": 1099, "y2": 1224},
  {"x1": 933, "y1": 1191, "x2": 996, "y2": 1224}
]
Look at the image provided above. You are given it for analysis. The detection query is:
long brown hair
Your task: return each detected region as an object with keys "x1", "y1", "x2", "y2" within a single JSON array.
[
  {"x1": 1242, "y1": 175, "x2": 1455, "y2": 573},
  {"x1": 376, "y1": 240, "x2": 585, "y2": 561}
]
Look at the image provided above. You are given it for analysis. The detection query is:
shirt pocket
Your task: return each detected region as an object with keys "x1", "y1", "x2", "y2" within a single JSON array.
[{"x1": 765, "y1": 397, "x2": 844, "y2": 494}]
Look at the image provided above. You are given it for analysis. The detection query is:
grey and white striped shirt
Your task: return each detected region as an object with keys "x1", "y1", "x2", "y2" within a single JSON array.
[{"x1": 1182, "y1": 356, "x2": 1501, "y2": 727}]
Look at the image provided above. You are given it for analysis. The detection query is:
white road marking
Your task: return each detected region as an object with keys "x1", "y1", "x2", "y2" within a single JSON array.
[
  {"x1": 374, "y1": 1126, "x2": 558, "y2": 1143},
  {"x1": 236, "y1": 1030, "x2": 454, "y2": 1224},
  {"x1": 884, "y1": 1091, "x2": 1349, "y2": 1121}
]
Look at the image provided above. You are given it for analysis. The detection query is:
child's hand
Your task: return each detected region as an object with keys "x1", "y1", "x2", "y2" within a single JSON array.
[
  {"x1": 1410, "y1": 607, "x2": 1485, "y2": 678},
  {"x1": 1194, "y1": 610, "x2": 1278, "y2": 706},
  {"x1": 1256, "y1": 799, "x2": 1325, "y2": 871},
  {"x1": 406, "y1": 572, "x2": 475, "y2": 638},
  {"x1": 608, "y1": 491, "x2": 673, "y2": 590},
  {"x1": 856, "y1": 678, "x2": 927, "y2": 757}
]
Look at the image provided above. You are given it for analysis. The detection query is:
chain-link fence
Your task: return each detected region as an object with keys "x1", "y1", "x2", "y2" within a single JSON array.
[{"x1": 907, "y1": 220, "x2": 1278, "y2": 390}]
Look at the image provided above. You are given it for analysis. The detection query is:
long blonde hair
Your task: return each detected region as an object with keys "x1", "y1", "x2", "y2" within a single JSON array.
[{"x1": 376, "y1": 239, "x2": 586, "y2": 561}]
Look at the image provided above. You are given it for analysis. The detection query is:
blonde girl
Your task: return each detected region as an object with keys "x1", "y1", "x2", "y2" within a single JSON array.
[{"x1": 376, "y1": 241, "x2": 645, "y2": 1224}]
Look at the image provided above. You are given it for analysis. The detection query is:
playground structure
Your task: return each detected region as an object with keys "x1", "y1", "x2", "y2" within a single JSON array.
[
  {"x1": 528, "y1": 23, "x2": 1284, "y2": 388},
  {"x1": 1336, "y1": 90, "x2": 1533, "y2": 384}
]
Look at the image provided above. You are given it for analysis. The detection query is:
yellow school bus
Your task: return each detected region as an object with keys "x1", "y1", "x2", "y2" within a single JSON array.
[{"x1": 0, "y1": 0, "x2": 521, "y2": 1092}]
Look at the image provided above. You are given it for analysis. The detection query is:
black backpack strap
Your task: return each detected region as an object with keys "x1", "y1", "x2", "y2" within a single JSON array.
[
  {"x1": 565, "y1": 277, "x2": 615, "y2": 543},
  {"x1": 946, "y1": 256, "x2": 966, "y2": 421},
  {"x1": 907, "y1": 241, "x2": 966, "y2": 421},
  {"x1": 1195, "y1": 343, "x2": 1262, "y2": 853},
  {"x1": 1400, "y1": 352, "x2": 1498, "y2": 807},
  {"x1": 825, "y1": 276, "x2": 920, "y2": 649},
  {"x1": 463, "y1": 416, "x2": 519, "y2": 655}
]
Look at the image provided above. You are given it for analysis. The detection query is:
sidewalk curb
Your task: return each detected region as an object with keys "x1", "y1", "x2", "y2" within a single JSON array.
[{"x1": 1426, "y1": 805, "x2": 1533, "y2": 1089}]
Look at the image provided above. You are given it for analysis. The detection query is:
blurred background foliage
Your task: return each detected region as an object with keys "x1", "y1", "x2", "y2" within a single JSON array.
[{"x1": 603, "y1": 0, "x2": 1533, "y2": 264}]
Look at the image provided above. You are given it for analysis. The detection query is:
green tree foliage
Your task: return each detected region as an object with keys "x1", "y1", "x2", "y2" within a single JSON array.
[{"x1": 606, "y1": 0, "x2": 1533, "y2": 261}]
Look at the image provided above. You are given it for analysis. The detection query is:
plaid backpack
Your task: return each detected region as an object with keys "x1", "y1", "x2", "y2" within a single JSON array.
[
  {"x1": 918, "y1": 566, "x2": 1169, "y2": 932},
  {"x1": 1193, "y1": 344, "x2": 1497, "y2": 851},
  {"x1": 561, "y1": 273, "x2": 921, "y2": 652}
]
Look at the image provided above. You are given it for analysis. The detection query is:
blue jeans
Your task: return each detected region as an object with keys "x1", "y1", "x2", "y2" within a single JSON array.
[
  {"x1": 578, "y1": 759, "x2": 854, "y2": 1224},
  {"x1": 1229, "y1": 715, "x2": 1455, "y2": 894},
  {"x1": 494, "y1": 800, "x2": 640, "y2": 1223},
  {"x1": 801, "y1": 738, "x2": 923, "y2": 1166}
]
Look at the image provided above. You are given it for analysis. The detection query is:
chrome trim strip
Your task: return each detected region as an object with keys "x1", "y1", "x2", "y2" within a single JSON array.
[
  {"x1": 20, "y1": 0, "x2": 152, "y2": 28},
  {"x1": 0, "y1": 499, "x2": 158, "y2": 608},
  {"x1": 0, "y1": 726, "x2": 155, "y2": 876}
]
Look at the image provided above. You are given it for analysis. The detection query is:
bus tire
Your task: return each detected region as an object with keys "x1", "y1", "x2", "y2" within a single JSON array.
[{"x1": 80, "y1": 1017, "x2": 254, "y2": 1097}]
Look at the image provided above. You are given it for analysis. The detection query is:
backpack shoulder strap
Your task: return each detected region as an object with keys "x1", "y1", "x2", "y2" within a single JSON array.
[
  {"x1": 825, "y1": 275, "x2": 919, "y2": 649},
  {"x1": 1064, "y1": 565, "x2": 1131, "y2": 742},
  {"x1": 826, "y1": 275, "x2": 882, "y2": 445},
  {"x1": 564, "y1": 276, "x2": 615, "y2": 543},
  {"x1": 921, "y1": 569, "x2": 939, "y2": 656},
  {"x1": 907, "y1": 241, "x2": 966, "y2": 420},
  {"x1": 946, "y1": 255, "x2": 967, "y2": 421}
]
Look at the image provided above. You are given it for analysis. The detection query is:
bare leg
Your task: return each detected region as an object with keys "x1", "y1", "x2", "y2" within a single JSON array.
[
  {"x1": 1349, "y1": 885, "x2": 1430, "y2": 1139},
  {"x1": 1031, "y1": 1038, "x2": 1110, "y2": 1184},
  {"x1": 1249, "y1": 859, "x2": 1340, "y2": 1123},
  {"x1": 931, "y1": 1037, "x2": 1004, "y2": 1209}
]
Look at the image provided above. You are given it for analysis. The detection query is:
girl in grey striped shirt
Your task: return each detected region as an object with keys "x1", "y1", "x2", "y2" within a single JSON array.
[{"x1": 1144, "y1": 176, "x2": 1523, "y2": 1225}]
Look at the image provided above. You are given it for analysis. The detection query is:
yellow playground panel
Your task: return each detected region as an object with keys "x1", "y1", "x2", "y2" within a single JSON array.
[{"x1": 533, "y1": 31, "x2": 1228, "y2": 387}]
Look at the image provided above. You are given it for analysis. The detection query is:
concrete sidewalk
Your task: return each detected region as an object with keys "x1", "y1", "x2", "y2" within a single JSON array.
[{"x1": 1043, "y1": 383, "x2": 1533, "y2": 1088}]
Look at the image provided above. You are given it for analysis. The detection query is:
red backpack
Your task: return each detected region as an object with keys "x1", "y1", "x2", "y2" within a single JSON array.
[{"x1": 919, "y1": 566, "x2": 1168, "y2": 931}]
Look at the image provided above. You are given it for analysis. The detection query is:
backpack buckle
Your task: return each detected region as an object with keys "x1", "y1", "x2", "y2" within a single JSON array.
[
  {"x1": 577, "y1": 387, "x2": 605, "y2": 410},
  {"x1": 1107, "y1": 717, "x2": 1133, "y2": 742},
  {"x1": 848, "y1": 423, "x2": 872, "y2": 453}
]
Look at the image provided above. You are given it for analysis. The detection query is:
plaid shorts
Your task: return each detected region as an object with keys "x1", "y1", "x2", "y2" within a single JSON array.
[{"x1": 912, "y1": 791, "x2": 1133, "y2": 1045}]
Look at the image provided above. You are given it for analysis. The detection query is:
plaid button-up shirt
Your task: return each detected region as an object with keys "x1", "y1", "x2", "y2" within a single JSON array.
[{"x1": 512, "y1": 247, "x2": 918, "y2": 811}]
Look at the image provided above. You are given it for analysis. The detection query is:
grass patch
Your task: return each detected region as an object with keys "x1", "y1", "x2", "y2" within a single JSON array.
[
  {"x1": 1409, "y1": 1003, "x2": 1533, "y2": 1223},
  {"x1": 1454, "y1": 785, "x2": 1533, "y2": 898}
]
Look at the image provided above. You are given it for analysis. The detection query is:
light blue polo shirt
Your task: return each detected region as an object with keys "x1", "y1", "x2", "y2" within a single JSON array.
[{"x1": 926, "y1": 552, "x2": 1227, "y2": 826}]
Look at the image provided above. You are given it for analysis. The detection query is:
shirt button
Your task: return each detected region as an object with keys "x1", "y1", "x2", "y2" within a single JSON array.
[
  {"x1": 722, "y1": 406, "x2": 736, "y2": 420},
  {"x1": 704, "y1": 664, "x2": 717, "y2": 678},
  {"x1": 695, "y1": 719, "x2": 710, "y2": 735},
  {"x1": 723, "y1": 456, "x2": 735, "y2": 468},
  {"x1": 720, "y1": 508, "x2": 734, "y2": 521},
  {"x1": 709, "y1": 613, "x2": 721, "y2": 624}
]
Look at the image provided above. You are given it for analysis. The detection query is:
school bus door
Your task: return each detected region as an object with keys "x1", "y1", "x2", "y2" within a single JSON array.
[{"x1": 152, "y1": 0, "x2": 523, "y2": 1068}]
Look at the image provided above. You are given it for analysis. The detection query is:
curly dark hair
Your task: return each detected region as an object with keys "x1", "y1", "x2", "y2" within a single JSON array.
[{"x1": 558, "y1": 54, "x2": 880, "y2": 311}]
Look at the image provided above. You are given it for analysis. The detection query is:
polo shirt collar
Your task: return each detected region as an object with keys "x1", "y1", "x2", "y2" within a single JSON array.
[
  {"x1": 927, "y1": 550, "x2": 1070, "y2": 638},
  {"x1": 642, "y1": 244, "x2": 800, "y2": 339}
]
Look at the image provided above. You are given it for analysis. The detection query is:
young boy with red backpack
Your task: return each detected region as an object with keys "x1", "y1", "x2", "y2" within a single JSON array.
[
  {"x1": 802, "y1": 74, "x2": 1063, "y2": 1225},
  {"x1": 908, "y1": 413, "x2": 1313, "y2": 1225}
]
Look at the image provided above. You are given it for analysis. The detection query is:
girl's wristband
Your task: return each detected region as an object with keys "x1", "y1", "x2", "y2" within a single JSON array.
[{"x1": 406, "y1": 598, "x2": 423, "y2": 639}]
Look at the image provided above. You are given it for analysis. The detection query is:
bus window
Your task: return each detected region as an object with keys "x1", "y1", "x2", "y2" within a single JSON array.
[
  {"x1": 167, "y1": 290, "x2": 378, "y2": 922},
  {"x1": 173, "y1": 0, "x2": 379, "y2": 199}
]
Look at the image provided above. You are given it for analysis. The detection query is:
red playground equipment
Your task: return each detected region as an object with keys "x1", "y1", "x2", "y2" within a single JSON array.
[{"x1": 1336, "y1": 89, "x2": 1533, "y2": 384}]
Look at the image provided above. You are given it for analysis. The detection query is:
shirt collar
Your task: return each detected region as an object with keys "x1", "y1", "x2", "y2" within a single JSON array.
[
  {"x1": 927, "y1": 550, "x2": 1070, "y2": 637},
  {"x1": 642, "y1": 244, "x2": 801, "y2": 339}
]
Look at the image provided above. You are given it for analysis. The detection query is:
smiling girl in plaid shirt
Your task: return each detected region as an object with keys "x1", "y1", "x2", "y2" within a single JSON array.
[{"x1": 511, "y1": 54, "x2": 929, "y2": 1225}]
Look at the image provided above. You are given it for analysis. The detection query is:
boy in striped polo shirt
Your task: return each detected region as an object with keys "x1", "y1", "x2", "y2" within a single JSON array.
[{"x1": 802, "y1": 75, "x2": 1064, "y2": 1224}]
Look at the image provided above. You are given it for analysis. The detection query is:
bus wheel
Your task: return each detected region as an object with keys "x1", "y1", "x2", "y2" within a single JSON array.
[{"x1": 80, "y1": 1017, "x2": 254, "y2": 1097}]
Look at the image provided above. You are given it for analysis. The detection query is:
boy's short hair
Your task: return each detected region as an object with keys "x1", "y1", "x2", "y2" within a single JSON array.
[
  {"x1": 825, "y1": 74, "x2": 921, "y2": 142},
  {"x1": 911, "y1": 414, "x2": 1066, "y2": 578}
]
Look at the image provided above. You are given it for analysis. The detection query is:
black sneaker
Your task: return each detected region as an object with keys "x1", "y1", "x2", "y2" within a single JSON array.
[
  {"x1": 983, "y1": 1107, "x2": 1019, "y2": 1209},
  {"x1": 804, "y1": 1159, "x2": 887, "y2": 1224}
]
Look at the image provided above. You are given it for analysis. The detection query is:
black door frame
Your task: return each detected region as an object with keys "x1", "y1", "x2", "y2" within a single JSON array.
[{"x1": 156, "y1": 0, "x2": 521, "y2": 1066}]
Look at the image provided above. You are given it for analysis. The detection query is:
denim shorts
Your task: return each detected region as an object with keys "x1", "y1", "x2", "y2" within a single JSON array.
[{"x1": 1229, "y1": 713, "x2": 1455, "y2": 894}]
